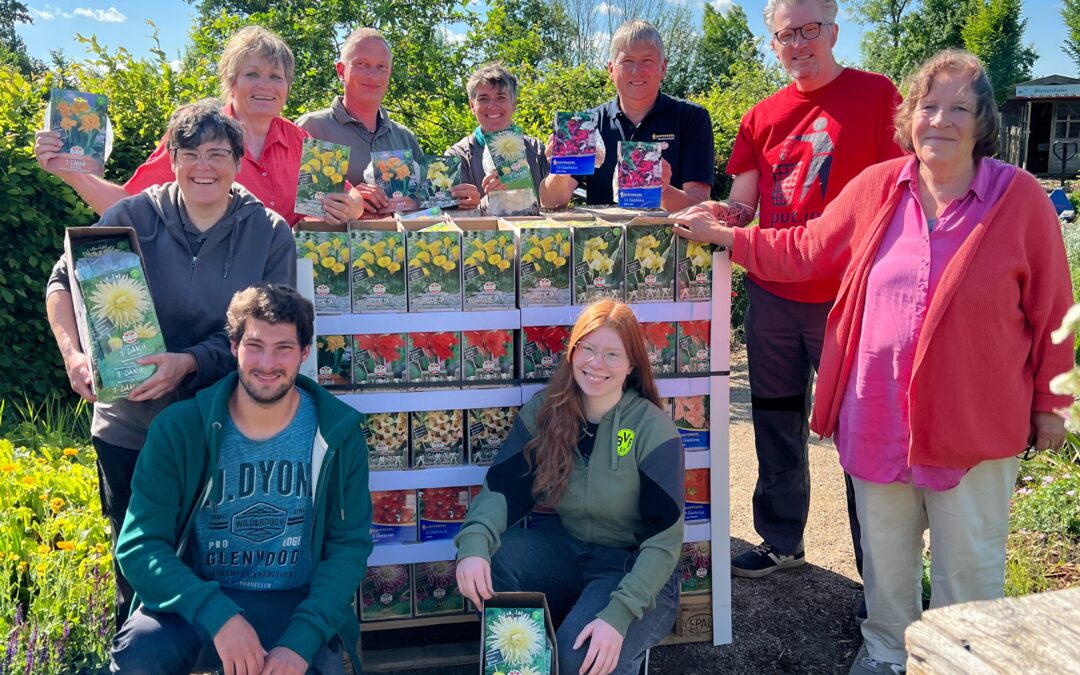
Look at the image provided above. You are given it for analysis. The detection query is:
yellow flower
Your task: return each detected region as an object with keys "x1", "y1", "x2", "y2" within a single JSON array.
[
  {"x1": 441, "y1": 260, "x2": 456, "y2": 272},
  {"x1": 387, "y1": 262, "x2": 401, "y2": 273},
  {"x1": 135, "y1": 323, "x2": 159, "y2": 339},
  {"x1": 528, "y1": 246, "x2": 542, "y2": 260},
  {"x1": 50, "y1": 497, "x2": 64, "y2": 514},
  {"x1": 473, "y1": 249, "x2": 487, "y2": 263},
  {"x1": 377, "y1": 255, "x2": 392, "y2": 268},
  {"x1": 60, "y1": 117, "x2": 76, "y2": 131},
  {"x1": 486, "y1": 612, "x2": 543, "y2": 666},
  {"x1": 395, "y1": 246, "x2": 405, "y2": 262},
  {"x1": 63, "y1": 447, "x2": 78, "y2": 457},
  {"x1": 108, "y1": 336, "x2": 123, "y2": 352},
  {"x1": 21, "y1": 476, "x2": 35, "y2": 486},
  {"x1": 324, "y1": 335, "x2": 346, "y2": 352},
  {"x1": 304, "y1": 251, "x2": 319, "y2": 262},
  {"x1": 37, "y1": 544, "x2": 50, "y2": 555},
  {"x1": 561, "y1": 242, "x2": 570, "y2": 256},
  {"x1": 0, "y1": 464, "x2": 16, "y2": 472},
  {"x1": 321, "y1": 257, "x2": 337, "y2": 269},
  {"x1": 56, "y1": 541, "x2": 75, "y2": 552},
  {"x1": 88, "y1": 276, "x2": 152, "y2": 328},
  {"x1": 395, "y1": 165, "x2": 410, "y2": 180},
  {"x1": 360, "y1": 251, "x2": 376, "y2": 265},
  {"x1": 332, "y1": 263, "x2": 345, "y2": 273},
  {"x1": 35, "y1": 457, "x2": 47, "y2": 465},
  {"x1": 544, "y1": 250, "x2": 557, "y2": 263},
  {"x1": 372, "y1": 240, "x2": 387, "y2": 257},
  {"x1": 554, "y1": 256, "x2": 567, "y2": 267}
]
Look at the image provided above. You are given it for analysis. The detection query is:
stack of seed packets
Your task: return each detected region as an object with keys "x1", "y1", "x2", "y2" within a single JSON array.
[
  {"x1": 550, "y1": 111, "x2": 598, "y2": 175},
  {"x1": 295, "y1": 138, "x2": 351, "y2": 219},
  {"x1": 45, "y1": 89, "x2": 112, "y2": 175}
]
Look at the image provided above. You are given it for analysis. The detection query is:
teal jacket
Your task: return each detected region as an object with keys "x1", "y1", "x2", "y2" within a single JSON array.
[
  {"x1": 116, "y1": 373, "x2": 373, "y2": 665},
  {"x1": 455, "y1": 387, "x2": 684, "y2": 635}
]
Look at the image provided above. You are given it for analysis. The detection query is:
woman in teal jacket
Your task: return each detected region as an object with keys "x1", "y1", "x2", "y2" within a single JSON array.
[{"x1": 456, "y1": 300, "x2": 685, "y2": 675}]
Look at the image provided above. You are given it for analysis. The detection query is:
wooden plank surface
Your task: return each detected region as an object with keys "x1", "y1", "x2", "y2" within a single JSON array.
[
  {"x1": 360, "y1": 640, "x2": 479, "y2": 672},
  {"x1": 906, "y1": 587, "x2": 1080, "y2": 674}
]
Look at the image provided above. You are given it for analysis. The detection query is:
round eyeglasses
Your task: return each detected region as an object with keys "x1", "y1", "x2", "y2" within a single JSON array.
[
  {"x1": 773, "y1": 21, "x2": 832, "y2": 46},
  {"x1": 574, "y1": 343, "x2": 627, "y2": 369},
  {"x1": 173, "y1": 149, "x2": 235, "y2": 168}
]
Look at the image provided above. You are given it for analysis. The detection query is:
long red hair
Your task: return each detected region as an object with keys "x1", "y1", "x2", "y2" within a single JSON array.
[{"x1": 525, "y1": 300, "x2": 661, "y2": 505}]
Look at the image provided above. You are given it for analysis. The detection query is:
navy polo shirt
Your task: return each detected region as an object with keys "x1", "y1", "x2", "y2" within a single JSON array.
[{"x1": 578, "y1": 92, "x2": 715, "y2": 205}]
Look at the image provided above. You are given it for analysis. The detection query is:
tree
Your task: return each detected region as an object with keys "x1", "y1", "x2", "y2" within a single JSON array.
[
  {"x1": 467, "y1": 0, "x2": 576, "y2": 69},
  {"x1": 851, "y1": 0, "x2": 976, "y2": 82},
  {"x1": 695, "y1": 4, "x2": 761, "y2": 90},
  {"x1": 962, "y1": 0, "x2": 1037, "y2": 104},
  {"x1": 1063, "y1": 0, "x2": 1080, "y2": 73},
  {"x1": 0, "y1": 0, "x2": 41, "y2": 77}
]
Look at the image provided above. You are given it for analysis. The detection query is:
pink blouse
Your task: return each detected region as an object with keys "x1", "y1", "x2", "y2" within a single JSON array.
[{"x1": 835, "y1": 156, "x2": 1016, "y2": 490}]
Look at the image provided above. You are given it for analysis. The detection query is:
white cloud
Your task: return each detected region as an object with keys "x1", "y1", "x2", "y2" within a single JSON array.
[
  {"x1": 709, "y1": 0, "x2": 736, "y2": 14},
  {"x1": 438, "y1": 26, "x2": 467, "y2": 44},
  {"x1": 28, "y1": 4, "x2": 72, "y2": 20},
  {"x1": 169, "y1": 59, "x2": 182, "y2": 72},
  {"x1": 73, "y1": 7, "x2": 127, "y2": 23},
  {"x1": 596, "y1": 2, "x2": 623, "y2": 16}
]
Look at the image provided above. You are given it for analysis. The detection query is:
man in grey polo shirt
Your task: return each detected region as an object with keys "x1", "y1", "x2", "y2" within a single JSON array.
[{"x1": 298, "y1": 28, "x2": 463, "y2": 213}]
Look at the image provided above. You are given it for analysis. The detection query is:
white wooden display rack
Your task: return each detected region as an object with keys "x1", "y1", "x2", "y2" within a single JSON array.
[{"x1": 305, "y1": 250, "x2": 733, "y2": 661}]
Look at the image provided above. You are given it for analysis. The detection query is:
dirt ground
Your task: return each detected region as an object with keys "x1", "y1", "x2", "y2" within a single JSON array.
[{"x1": 384, "y1": 347, "x2": 864, "y2": 674}]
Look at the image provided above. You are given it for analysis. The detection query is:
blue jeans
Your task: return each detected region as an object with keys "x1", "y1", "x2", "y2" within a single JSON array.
[
  {"x1": 490, "y1": 520, "x2": 679, "y2": 675},
  {"x1": 110, "y1": 588, "x2": 344, "y2": 674}
]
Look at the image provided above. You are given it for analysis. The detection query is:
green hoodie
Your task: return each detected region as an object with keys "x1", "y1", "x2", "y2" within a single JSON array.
[
  {"x1": 116, "y1": 372, "x2": 373, "y2": 665},
  {"x1": 455, "y1": 387, "x2": 684, "y2": 635}
]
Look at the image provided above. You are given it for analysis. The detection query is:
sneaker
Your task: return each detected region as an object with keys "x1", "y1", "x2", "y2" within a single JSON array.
[
  {"x1": 849, "y1": 644, "x2": 905, "y2": 674},
  {"x1": 730, "y1": 542, "x2": 805, "y2": 578}
]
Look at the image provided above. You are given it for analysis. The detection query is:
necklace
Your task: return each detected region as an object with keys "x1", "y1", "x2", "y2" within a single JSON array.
[{"x1": 581, "y1": 422, "x2": 595, "y2": 438}]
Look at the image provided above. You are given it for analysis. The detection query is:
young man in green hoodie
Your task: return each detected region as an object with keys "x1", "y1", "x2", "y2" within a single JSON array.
[{"x1": 111, "y1": 284, "x2": 372, "y2": 675}]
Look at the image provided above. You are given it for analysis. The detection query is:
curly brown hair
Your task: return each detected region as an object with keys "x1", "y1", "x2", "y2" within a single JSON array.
[
  {"x1": 226, "y1": 283, "x2": 314, "y2": 349},
  {"x1": 525, "y1": 300, "x2": 661, "y2": 505}
]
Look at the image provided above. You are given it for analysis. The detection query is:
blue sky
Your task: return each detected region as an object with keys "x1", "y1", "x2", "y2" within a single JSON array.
[{"x1": 16, "y1": 0, "x2": 1077, "y2": 80}]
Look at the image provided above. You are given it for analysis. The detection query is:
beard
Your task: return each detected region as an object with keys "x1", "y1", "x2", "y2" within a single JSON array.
[{"x1": 237, "y1": 367, "x2": 297, "y2": 405}]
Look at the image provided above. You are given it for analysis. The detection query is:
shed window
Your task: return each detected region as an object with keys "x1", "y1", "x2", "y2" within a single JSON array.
[{"x1": 1055, "y1": 101, "x2": 1080, "y2": 139}]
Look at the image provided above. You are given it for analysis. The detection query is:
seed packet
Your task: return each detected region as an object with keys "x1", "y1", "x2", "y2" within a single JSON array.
[
  {"x1": 296, "y1": 228, "x2": 351, "y2": 313},
  {"x1": 462, "y1": 329, "x2": 514, "y2": 384},
  {"x1": 684, "y1": 468, "x2": 710, "y2": 522},
  {"x1": 483, "y1": 607, "x2": 549, "y2": 674},
  {"x1": 371, "y1": 149, "x2": 420, "y2": 212},
  {"x1": 572, "y1": 222, "x2": 624, "y2": 304},
  {"x1": 418, "y1": 487, "x2": 472, "y2": 541},
  {"x1": 674, "y1": 395, "x2": 710, "y2": 451},
  {"x1": 467, "y1": 406, "x2": 518, "y2": 465},
  {"x1": 73, "y1": 251, "x2": 166, "y2": 402},
  {"x1": 677, "y1": 321, "x2": 711, "y2": 373},
  {"x1": 625, "y1": 220, "x2": 676, "y2": 302},
  {"x1": 72, "y1": 236, "x2": 130, "y2": 260},
  {"x1": 410, "y1": 409, "x2": 465, "y2": 467},
  {"x1": 315, "y1": 335, "x2": 351, "y2": 386},
  {"x1": 418, "y1": 155, "x2": 462, "y2": 209},
  {"x1": 406, "y1": 222, "x2": 463, "y2": 311},
  {"x1": 353, "y1": 333, "x2": 408, "y2": 390},
  {"x1": 295, "y1": 138, "x2": 350, "y2": 218},
  {"x1": 359, "y1": 564, "x2": 413, "y2": 621},
  {"x1": 413, "y1": 560, "x2": 465, "y2": 616},
  {"x1": 550, "y1": 111, "x2": 598, "y2": 175},
  {"x1": 370, "y1": 490, "x2": 417, "y2": 543},
  {"x1": 350, "y1": 223, "x2": 407, "y2": 313},
  {"x1": 659, "y1": 396, "x2": 675, "y2": 419},
  {"x1": 457, "y1": 219, "x2": 517, "y2": 311},
  {"x1": 616, "y1": 141, "x2": 663, "y2": 209},
  {"x1": 521, "y1": 325, "x2": 571, "y2": 380},
  {"x1": 516, "y1": 221, "x2": 572, "y2": 307},
  {"x1": 361, "y1": 412, "x2": 409, "y2": 470},
  {"x1": 641, "y1": 322, "x2": 677, "y2": 375},
  {"x1": 677, "y1": 237, "x2": 715, "y2": 301},
  {"x1": 45, "y1": 89, "x2": 111, "y2": 175},
  {"x1": 407, "y1": 332, "x2": 460, "y2": 388},
  {"x1": 679, "y1": 541, "x2": 712, "y2": 594},
  {"x1": 483, "y1": 127, "x2": 534, "y2": 192}
]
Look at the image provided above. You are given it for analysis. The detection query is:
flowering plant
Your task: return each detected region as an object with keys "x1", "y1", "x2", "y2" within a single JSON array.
[
  {"x1": 517, "y1": 222, "x2": 572, "y2": 306},
  {"x1": 572, "y1": 224, "x2": 624, "y2": 304},
  {"x1": 295, "y1": 138, "x2": 350, "y2": 218},
  {"x1": 414, "y1": 560, "x2": 464, "y2": 615},
  {"x1": 297, "y1": 231, "x2": 351, "y2": 312},
  {"x1": 418, "y1": 156, "x2": 461, "y2": 209},
  {"x1": 407, "y1": 227, "x2": 462, "y2": 311},
  {"x1": 353, "y1": 333, "x2": 407, "y2": 387},
  {"x1": 678, "y1": 320, "x2": 711, "y2": 373},
  {"x1": 360, "y1": 564, "x2": 412, "y2": 620},
  {"x1": 462, "y1": 229, "x2": 516, "y2": 310},
  {"x1": 45, "y1": 89, "x2": 109, "y2": 175},
  {"x1": 408, "y1": 332, "x2": 460, "y2": 386},
  {"x1": 522, "y1": 325, "x2": 571, "y2": 379},
  {"x1": 677, "y1": 238, "x2": 715, "y2": 301},
  {"x1": 484, "y1": 607, "x2": 547, "y2": 669},
  {"x1": 641, "y1": 322, "x2": 676, "y2": 375},
  {"x1": 410, "y1": 409, "x2": 464, "y2": 467},
  {"x1": 372, "y1": 150, "x2": 420, "y2": 211},
  {"x1": 315, "y1": 334, "x2": 351, "y2": 386},
  {"x1": 626, "y1": 223, "x2": 675, "y2": 302},
  {"x1": 462, "y1": 330, "x2": 513, "y2": 382},
  {"x1": 360, "y1": 412, "x2": 409, "y2": 469},
  {"x1": 351, "y1": 229, "x2": 406, "y2": 312}
]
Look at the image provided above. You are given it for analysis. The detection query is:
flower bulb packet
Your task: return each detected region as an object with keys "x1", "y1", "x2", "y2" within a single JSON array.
[
  {"x1": 407, "y1": 331, "x2": 461, "y2": 388},
  {"x1": 684, "y1": 468, "x2": 711, "y2": 522},
  {"x1": 370, "y1": 490, "x2": 417, "y2": 544},
  {"x1": 359, "y1": 564, "x2": 413, "y2": 621},
  {"x1": 483, "y1": 127, "x2": 534, "y2": 192},
  {"x1": 572, "y1": 221, "x2": 625, "y2": 304},
  {"x1": 641, "y1": 322, "x2": 677, "y2": 375},
  {"x1": 483, "y1": 605, "x2": 551, "y2": 675},
  {"x1": 360, "y1": 411, "x2": 409, "y2": 470},
  {"x1": 296, "y1": 226, "x2": 351, "y2": 313},
  {"x1": 625, "y1": 219, "x2": 676, "y2": 302},
  {"x1": 516, "y1": 220, "x2": 573, "y2": 307},
  {"x1": 410, "y1": 409, "x2": 464, "y2": 467},
  {"x1": 467, "y1": 406, "x2": 519, "y2": 465},
  {"x1": 675, "y1": 395, "x2": 710, "y2": 451},
  {"x1": 677, "y1": 237, "x2": 715, "y2": 301},
  {"x1": 550, "y1": 111, "x2": 599, "y2": 175},
  {"x1": 677, "y1": 321, "x2": 711, "y2": 373},
  {"x1": 45, "y1": 89, "x2": 111, "y2": 175},
  {"x1": 413, "y1": 560, "x2": 465, "y2": 616},
  {"x1": 370, "y1": 149, "x2": 420, "y2": 213},
  {"x1": 405, "y1": 221, "x2": 463, "y2": 311},
  {"x1": 521, "y1": 325, "x2": 571, "y2": 380},
  {"x1": 350, "y1": 220, "x2": 407, "y2": 313},
  {"x1": 462, "y1": 329, "x2": 514, "y2": 384},
  {"x1": 418, "y1": 155, "x2": 462, "y2": 209},
  {"x1": 353, "y1": 333, "x2": 408, "y2": 390},
  {"x1": 455, "y1": 218, "x2": 517, "y2": 311},
  {"x1": 616, "y1": 141, "x2": 663, "y2": 209},
  {"x1": 418, "y1": 486, "x2": 471, "y2": 541},
  {"x1": 315, "y1": 334, "x2": 352, "y2": 386},
  {"x1": 72, "y1": 248, "x2": 166, "y2": 402},
  {"x1": 679, "y1": 541, "x2": 712, "y2": 594},
  {"x1": 295, "y1": 138, "x2": 351, "y2": 218}
]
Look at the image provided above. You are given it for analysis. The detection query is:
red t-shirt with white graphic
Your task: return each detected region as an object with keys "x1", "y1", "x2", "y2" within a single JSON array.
[{"x1": 728, "y1": 68, "x2": 904, "y2": 303}]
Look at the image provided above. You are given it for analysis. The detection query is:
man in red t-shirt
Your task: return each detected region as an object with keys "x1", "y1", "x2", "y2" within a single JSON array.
[{"x1": 674, "y1": 0, "x2": 902, "y2": 585}]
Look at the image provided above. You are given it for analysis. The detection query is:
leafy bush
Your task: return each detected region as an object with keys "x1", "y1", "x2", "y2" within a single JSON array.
[{"x1": 1012, "y1": 469, "x2": 1080, "y2": 538}]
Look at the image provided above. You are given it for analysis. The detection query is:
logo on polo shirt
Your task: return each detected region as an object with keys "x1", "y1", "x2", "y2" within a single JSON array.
[{"x1": 652, "y1": 133, "x2": 675, "y2": 142}]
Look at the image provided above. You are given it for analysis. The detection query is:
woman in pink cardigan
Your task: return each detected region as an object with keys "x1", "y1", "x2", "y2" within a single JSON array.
[{"x1": 674, "y1": 50, "x2": 1073, "y2": 674}]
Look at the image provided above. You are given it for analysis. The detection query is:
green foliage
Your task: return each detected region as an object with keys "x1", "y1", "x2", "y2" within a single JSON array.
[
  {"x1": 0, "y1": 66, "x2": 96, "y2": 403},
  {"x1": 696, "y1": 4, "x2": 761, "y2": 90},
  {"x1": 1064, "y1": 0, "x2": 1080, "y2": 74},
  {"x1": 690, "y1": 59, "x2": 786, "y2": 198},
  {"x1": 730, "y1": 264, "x2": 748, "y2": 344},
  {"x1": 467, "y1": 0, "x2": 575, "y2": 68},
  {"x1": 852, "y1": 0, "x2": 976, "y2": 82},
  {"x1": 1013, "y1": 453, "x2": 1080, "y2": 538},
  {"x1": 962, "y1": 0, "x2": 1037, "y2": 105},
  {"x1": 0, "y1": 397, "x2": 91, "y2": 452},
  {"x1": 512, "y1": 62, "x2": 613, "y2": 141},
  {"x1": 0, "y1": 0, "x2": 40, "y2": 78}
]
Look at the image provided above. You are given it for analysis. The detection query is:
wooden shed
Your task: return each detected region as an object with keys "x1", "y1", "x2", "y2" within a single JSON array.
[{"x1": 1000, "y1": 75, "x2": 1080, "y2": 177}]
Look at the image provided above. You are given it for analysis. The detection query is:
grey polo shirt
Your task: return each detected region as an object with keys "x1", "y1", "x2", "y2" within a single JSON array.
[{"x1": 296, "y1": 96, "x2": 424, "y2": 185}]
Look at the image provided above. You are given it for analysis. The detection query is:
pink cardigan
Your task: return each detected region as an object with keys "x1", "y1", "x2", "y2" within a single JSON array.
[{"x1": 731, "y1": 157, "x2": 1074, "y2": 469}]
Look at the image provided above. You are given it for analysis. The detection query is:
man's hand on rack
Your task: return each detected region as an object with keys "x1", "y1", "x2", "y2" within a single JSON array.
[{"x1": 456, "y1": 555, "x2": 493, "y2": 607}]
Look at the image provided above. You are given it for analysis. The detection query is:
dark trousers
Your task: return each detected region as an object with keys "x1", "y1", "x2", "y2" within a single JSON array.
[
  {"x1": 744, "y1": 279, "x2": 863, "y2": 574},
  {"x1": 93, "y1": 436, "x2": 141, "y2": 629},
  {"x1": 491, "y1": 520, "x2": 679, "y2": 675},
  {"x1": 110, "y1": 588, "x2": 344, "y2": 674}
]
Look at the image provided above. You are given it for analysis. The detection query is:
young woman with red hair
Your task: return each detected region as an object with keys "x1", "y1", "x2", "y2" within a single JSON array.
[{"x1": 456, "y1": 299, "x2": 685, "y2": 675}]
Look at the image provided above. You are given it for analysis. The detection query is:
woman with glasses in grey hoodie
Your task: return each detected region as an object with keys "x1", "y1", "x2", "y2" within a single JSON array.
[{"x1": 44, "y1": 99, "x2": 297, "y2": 628}]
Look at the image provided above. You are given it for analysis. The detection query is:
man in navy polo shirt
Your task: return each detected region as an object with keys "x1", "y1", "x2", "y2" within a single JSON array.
[{"x1": 540, "y1": 20, "x2": 715, "y2": 210}]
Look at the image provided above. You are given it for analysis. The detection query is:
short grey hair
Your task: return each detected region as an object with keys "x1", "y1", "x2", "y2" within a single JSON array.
[
  {"x1": 609, "y1": 19, "x2": 664, "y2": 62},
  {"x1": 340, "y1": 27, "x2": 393, "y2": 67},
  {"x1": 763, "y1": 0, "x2": 839, "y2": 33},
  {"x1": 466, "y1": 62, "x2": 518, "y2": 101}
]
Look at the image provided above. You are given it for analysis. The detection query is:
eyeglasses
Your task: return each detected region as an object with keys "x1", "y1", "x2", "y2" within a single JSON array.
[
  {"x1": 773, "y1": 21, "x2": 833, "y2": 46},
  {"x1": 574, "y1": 343, "x2": 627, "y2": 369},
  {"x1": 173, "y1": 149, "x2": 235, "y2": 168}
]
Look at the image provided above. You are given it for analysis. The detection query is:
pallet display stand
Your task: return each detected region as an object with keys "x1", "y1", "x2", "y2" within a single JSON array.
[{"x1": 307, "y1": 237, "x2": 732, "y2": 671}]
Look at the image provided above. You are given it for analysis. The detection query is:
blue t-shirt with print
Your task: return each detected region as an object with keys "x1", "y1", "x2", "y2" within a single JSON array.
[{"x1": 192, "y1": 389, "x2": 318, "y2": 590}]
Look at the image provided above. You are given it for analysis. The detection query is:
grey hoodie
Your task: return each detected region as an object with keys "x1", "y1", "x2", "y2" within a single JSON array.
[{"x1": 47, "y1": 182, "x2": 296, "y2": 449}]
